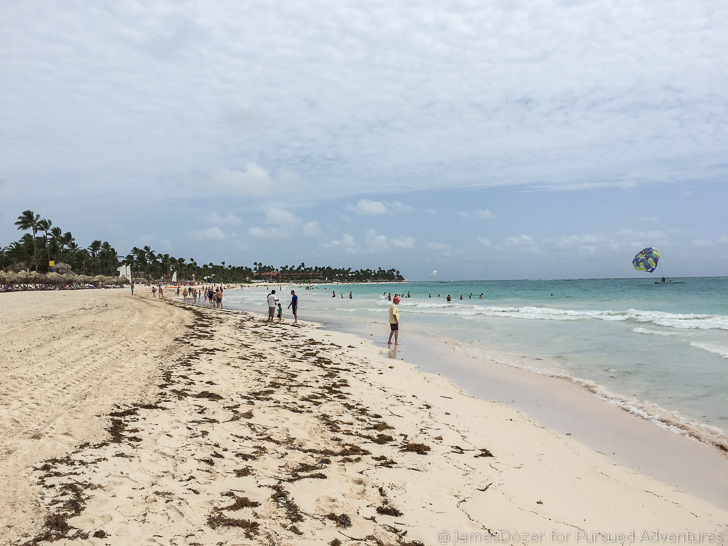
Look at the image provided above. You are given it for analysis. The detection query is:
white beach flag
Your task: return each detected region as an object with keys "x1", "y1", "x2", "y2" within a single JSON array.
[
  {"x1": 172, "y1": 271, "x2": 177, "y2": 282},
  {"x1": 118, "y1": 265, "x2": 131, "y2": 279}
]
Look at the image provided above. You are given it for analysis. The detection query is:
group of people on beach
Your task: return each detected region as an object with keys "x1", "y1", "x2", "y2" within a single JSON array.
[
  {"x1": 145, "y1": 283, "x2": 226, "y2": 309},
  {"x1": 266, "y1": 289, "x2": 298, "y2": 324}
]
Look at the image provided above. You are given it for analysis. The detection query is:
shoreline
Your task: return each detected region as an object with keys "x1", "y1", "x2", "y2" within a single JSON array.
[
  {"x1": 219, "y1": 296, "x2": 728, "y2": 509},
  {"x1": 218, "y1": 283, "x2": 728, "y2": 453},
  {"x1": 2, "y1": 290, "x2": 726, "y2": 544},
  {"x1": 331, "y1": 316, "x2": 728, "y2": 509}
]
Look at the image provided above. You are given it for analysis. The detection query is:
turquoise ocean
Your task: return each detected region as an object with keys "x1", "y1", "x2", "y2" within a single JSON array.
[{"x1": 222, "y1": 277, "x2": 728, "y2": 450}]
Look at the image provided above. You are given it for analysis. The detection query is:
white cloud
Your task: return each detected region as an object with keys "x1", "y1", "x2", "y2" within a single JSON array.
[
  {"x1": 719, "y1": 234, "x2": 728, "y2": 245},
  {"x1": 425, "y1": 209, "x2": 437, "y2": 215},
  {"x1": 640, "y1": 216, "x2": 660, "y2": 223},
  {"x1": 347, "y1": 199, "x2": 388, "y2": 215},
  {"x1": 346, "y1": 199, "x2": 413, "y2": 215},
  {"x1": 302, "y1": 221, "x2": 324, "y2": 239},
  {"x1": 265, "y1": 208, "x2": 299, "y2": 226},
  {"x1": 206, "y1": 164, "x2": 301, "y2": 197},
  {"x1": 457, "y1": 212, "x2": 471, "y2": 219},
  {"x1": 188, "y1": 227, "x2": 228, "y2": 242},
  {"x1": 390, "y1": 235, "x2": 415, "y2": 249},
  {"x1": 198, "y1": 212, "x2": 242, "y2": 226},
  {"x1": 248, "y1": 208, "x2": 302, "y2": 239},
  {"x1": 390, "y1": 201, "x2": 413, "y2": 213},
  {"x1": 476, "y1": 209, "x2": 493, "y2": 219},
  {"x1": 478, "y1": 237, "x2": 493, "y2": 247},
  {"x1": 325, "y1": 234, "x2": 359, "y2": 255},
  {"x1": 363, "y1": 229, "x2": 415, "y2": 252},
  {"x1": 365, "y1": 230, "x2": 391, "y2": 252},
  {"x1": 504, "y1": 235, "x2": 536, "y2": 248}
]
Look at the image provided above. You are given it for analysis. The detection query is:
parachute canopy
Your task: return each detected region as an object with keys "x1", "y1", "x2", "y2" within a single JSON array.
[
  {"x1": 633, "y1": 247, "x2": 660, "y2": 273},
  {"x1": 429, "y1": 270, "x2": 437, "y2": 279}
]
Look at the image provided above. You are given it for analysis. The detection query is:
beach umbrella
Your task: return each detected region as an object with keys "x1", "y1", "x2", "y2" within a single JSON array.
[
  {"x1": 28, "y1": 271, "x2": 46, "y2": 284},
  {"x1": 53, "y1": 262, "x2": 73, "y2": 275}
]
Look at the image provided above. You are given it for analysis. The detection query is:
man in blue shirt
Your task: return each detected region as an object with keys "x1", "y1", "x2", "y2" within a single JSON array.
[{"x1": 288, "y1": 290, "x2": 299, "y2": 324}]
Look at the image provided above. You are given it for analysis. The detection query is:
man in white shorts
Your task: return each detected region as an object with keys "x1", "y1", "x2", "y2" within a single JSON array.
[{"x1": 267, "y1": 290, "x2": 278, "y2": 322}]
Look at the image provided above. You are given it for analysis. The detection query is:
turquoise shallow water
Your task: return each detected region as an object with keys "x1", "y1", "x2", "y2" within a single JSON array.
[{"x1": 224, "y1": 277, "x2": 728, "y2": 448}]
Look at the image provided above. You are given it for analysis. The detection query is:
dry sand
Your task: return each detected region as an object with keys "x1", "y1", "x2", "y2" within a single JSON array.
[{"x1": 0, "y1": 290, "x2": 725, "y2": 545}]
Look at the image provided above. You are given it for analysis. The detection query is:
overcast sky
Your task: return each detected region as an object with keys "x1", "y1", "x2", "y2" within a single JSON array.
[{"x1": 1, "y1": 0, "x2": 726, "y2": 279}]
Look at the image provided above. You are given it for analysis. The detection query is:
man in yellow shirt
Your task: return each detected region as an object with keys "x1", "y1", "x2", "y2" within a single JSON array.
[{"x1": 388, "y1": 296, "x2": 401, "y2": 345}]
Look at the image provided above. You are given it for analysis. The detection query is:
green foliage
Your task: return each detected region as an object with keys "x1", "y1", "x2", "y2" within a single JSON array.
[{"x1": 2, "y1": 211, "x2": 405, "y2": 283}]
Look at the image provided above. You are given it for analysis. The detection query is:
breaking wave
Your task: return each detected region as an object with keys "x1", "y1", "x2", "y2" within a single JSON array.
[{"x1": 384, "y1": 300, "x2": 728, "y2": 331}]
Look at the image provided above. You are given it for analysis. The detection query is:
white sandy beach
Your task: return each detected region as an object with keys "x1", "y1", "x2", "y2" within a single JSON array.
[{"x1": 0, "y1": 289, "x2": 726, "y2": 545}]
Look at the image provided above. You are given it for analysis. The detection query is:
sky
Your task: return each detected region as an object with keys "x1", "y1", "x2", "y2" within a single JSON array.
[{"x1": 1, "y1": 0, "x2": 726, "y2": 280}]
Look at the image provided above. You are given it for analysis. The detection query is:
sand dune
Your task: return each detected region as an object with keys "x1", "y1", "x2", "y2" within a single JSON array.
[{"x1": 1, "y1": 291, "x2": 725, "y2": 545}]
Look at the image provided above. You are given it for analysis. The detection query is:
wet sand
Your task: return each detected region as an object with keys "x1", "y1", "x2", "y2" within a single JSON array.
[{"x1": 319, "y1": 315, "x2": 728, "y2": 510}]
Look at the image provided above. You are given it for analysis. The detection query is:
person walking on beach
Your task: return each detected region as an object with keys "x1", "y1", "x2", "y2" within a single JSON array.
[
  {"x1": 152, "y1": 286, "x2": 157, "y2": 298},
  {"x1": 288, "y1": 290, "x2": 298, "y2": 324},
  {"x1": 130, "y1": 282, "x2": 135, "y2": 295},
  {"x1": 267, "y1": 290, "x2": 278, "y2": 322},
  {"x1": 388, "y1": 296, "x2": 401, "y2": 345},
  {"x1": 277, "y1": 302, "x2": 283, "y2": 322}
]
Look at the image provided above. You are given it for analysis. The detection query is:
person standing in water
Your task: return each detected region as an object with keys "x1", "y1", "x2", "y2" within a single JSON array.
[
  {"x1": 288, "y1": 290, "x2": 298, "y2": 324},
  {"x1": 388, "y1": 296, "x2": 401, "y2": 346}
]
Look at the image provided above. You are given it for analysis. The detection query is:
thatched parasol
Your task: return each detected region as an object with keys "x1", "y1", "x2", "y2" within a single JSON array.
[
  {"x1": 28, "y1": 271, "x2": 46, "y2": 284},
  {"x1": 52, "y1": 262, "x2": 73, "y2": 275}
]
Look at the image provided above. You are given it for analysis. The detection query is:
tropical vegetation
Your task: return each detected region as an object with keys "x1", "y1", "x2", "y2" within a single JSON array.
[{"x1": 2, "y1": 210, "x2": 405, "y2": 283}]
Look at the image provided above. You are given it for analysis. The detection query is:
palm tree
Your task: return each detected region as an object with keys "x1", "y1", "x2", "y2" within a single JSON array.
[
  {"x1": 63, "y1": 232, "x2": 76, "y2": 262},
  {"x1": 99, "y1": 242, "x2": 115, "y2": 275},
  {"x1": 37, "y1": 218, "x2": 52, "y2": 269},
  {"x1": 15, "y1": 210, "x2": 41, "y2": 270},
  {"x1": 49, "y1": 227, "x2": 64, "y2": 262},
  {"x1": 88, "y1": 240, "x2": 102, "y2": 275},
  {"x1": 76, "y1": 249, "x2": 91, "y2": 275}
]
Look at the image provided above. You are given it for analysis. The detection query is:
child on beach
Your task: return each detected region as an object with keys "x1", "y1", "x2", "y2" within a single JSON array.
[{"x1": 277, "y1": 303, "x2": 283, "y2": 322}]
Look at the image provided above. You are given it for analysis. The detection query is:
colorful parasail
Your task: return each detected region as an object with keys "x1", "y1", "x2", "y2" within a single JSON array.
[{"x1": 632, "y1": 247, "x2": 660, "y2": 273}]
